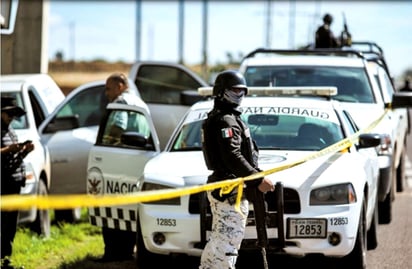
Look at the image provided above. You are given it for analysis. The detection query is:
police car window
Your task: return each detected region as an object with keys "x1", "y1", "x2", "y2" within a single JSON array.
[
  {"x1": 243, "y1": 114, "x2": 343, "y2": 151},
  {"x1": 341, "y1": 111, "x2": 358, "y2": 136},
  {"x1": 379, "y1": 70, "x2": 394, "y2": 103},
  {"x1": 171, "y1": 120, "x2": 203, "y2": 151},
  {"x1": 100, "y1": 109, "x2": 153, "y2": 148},
  {"x1": 28, "y1": 89, "x2": 47, "y2": 128},
  {"x1": 55, "y1": 86, "x2": 107, "y2": 128},
  {"x1": 244, "y1": 66, "x2": 374, "y2": 103},
  {"x1": 1, "y1": 92, "x2": 28, "y2": 129},
  {"x1": 170, "y1": 114, "x2": 344, "y2": 152},
  {"x1": 135, "y1": 65, "x2": 202, "y2": 105}
]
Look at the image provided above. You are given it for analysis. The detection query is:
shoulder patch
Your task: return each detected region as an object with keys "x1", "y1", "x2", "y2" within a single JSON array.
[{"x1": 221, "y1": 127, "x2": 233, "y2": 138}]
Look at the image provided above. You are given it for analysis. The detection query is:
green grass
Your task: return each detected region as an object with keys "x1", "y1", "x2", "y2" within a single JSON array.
[{"x1": 8, "y1": 210, "x2": 137, "y2": 269}]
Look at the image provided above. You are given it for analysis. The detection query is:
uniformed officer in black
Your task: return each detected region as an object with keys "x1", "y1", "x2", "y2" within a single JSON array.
[
  {"x1": 199, "y1": 70, "x2": 273, "y2": 269},
  {"x1": 315, "y1": 13, "x2": 339, "y2": 48}
]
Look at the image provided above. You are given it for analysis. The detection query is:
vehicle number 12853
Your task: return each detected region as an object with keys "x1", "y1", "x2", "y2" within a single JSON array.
[
  {"x1": 287, "y1": 218, "x2": 327, "y2": 238},
  {"x1": 156, "y1": 218, "x2": 176, "y2": 227}
]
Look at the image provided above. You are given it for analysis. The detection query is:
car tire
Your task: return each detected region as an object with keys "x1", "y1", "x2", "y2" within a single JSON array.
[
  {"x1": 29, "y1": 180, "x2": 50, "y2": 237},
  {"x1": 136, "y1": 218, "x2": 169, "y2": 268},
  {"x1": 396, "y1": 145, "x2": 406, "y2": 192},
  {"x1": 340, "y1": 199, "x2": 367, "y2": 269},
  {"x1": 54, "y1": 208, "x2": 81, "y2": 224},
  {"x1": 367, "y1": 199, "x2": 378, "y2": 250},
  {"x1": 378, "y1": 188, "x2": 392, "y2": 225},
  {"x1": 102, "y1": 227, "x2": 135, "y2": 261}
]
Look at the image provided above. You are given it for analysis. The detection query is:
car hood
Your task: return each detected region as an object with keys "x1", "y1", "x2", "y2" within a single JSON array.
[{"x1": 143, "y1": 150, "x2": 364, "y2": 190}]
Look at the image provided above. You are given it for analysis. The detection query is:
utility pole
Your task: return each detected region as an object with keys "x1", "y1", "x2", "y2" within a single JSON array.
[
  {"x1": 288, "y1": 0, "x2": 296, "y2": 48},
  {"x1": 178, "y1": 0, "x2": 184, "y2": 65},
  {"x1": 69, "y1": 21, "x2": 75, "y2": 61},
  {"x1": 1, "y1": 0, "x2": 48, "y2": 74},
  {"x1": 265, "y1": 0, "x2": 272, "y2": 48},
  {"x1": 201, "y1": 0, "x2": 208, "y2": 79},
  {"x1": 135, "y1": 0, "x2": 142, "y2": 62}
]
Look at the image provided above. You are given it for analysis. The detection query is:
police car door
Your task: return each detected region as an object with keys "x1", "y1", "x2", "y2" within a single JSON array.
[{"x1": 87, "y1": 102, "x2": 161, "y2": 232}]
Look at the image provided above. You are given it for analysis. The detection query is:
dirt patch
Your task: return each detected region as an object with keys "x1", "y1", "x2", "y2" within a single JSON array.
[
  {"x1": 49, "y1": 61, "x2": 131, "y2": 95},
  {"x1": 49, "y1": 71, "x2": 115, "y2": 96}
]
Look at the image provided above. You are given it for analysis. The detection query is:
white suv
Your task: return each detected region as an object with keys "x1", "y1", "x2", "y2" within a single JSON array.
[
  {"x1": 137, "y1": 87, "x2": 381, "y2": 268},
  {"x1": 238, "y1": 44, "x2": 411, "y2": 224},
  {"x1": 1, "y1": 74, "x2": 65, "y2": 236}
]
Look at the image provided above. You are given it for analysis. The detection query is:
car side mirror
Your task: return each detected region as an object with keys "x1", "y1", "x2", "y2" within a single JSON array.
[
  {"x1": 358, "y1": 133, "x2": 381, "y2": 148},
  {"x1": 121, "y1": 131, "x2": 153, "y2": 150}
]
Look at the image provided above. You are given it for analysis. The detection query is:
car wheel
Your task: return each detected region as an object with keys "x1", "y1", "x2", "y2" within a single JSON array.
[
  {"x1": 136, "y1": 218, "x2": 169, "y2": 268},
  {"x1": 367, "y1": 198, "x2": 378, "y2": 250},
  {"x1": 378, "y1": 188, "x2": 392, "y2": 224},
  {"x1": 29, "y1": 180, "x2": 50, "y2": 237},
  {"x1": 102, "y1": 227, "x2": 135, "y2": 260},
  {"x1": 54, "y1": 208, "x2": 81, "y2": 224},
  {"x1": 396, "y1": 145, "x2": 406, "y2": 192},
  {"x1": 340, "y1": 199, "x2": 367, "y2": 269}
]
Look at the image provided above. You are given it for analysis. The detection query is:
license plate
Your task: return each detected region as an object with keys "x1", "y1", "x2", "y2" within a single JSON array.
[{"x1": 287, "y1": 218, "x2": 327, "y2": 238}]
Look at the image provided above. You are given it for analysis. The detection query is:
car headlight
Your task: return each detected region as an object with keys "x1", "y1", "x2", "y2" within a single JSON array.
[
  {"x1": 141, "y1": 182, "x2": 181, "y2": 205},
  {"x1": 310, "y1": 183, "x2": 356, "y2": 205},
  {"x1": 24, "y1": 162, "x2": 36, "y2": 184}
]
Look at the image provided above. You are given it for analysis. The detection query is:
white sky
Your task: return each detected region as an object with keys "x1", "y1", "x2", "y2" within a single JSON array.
[{"x1": 48, "y1": 1, "x2": 412, "y2": 79}]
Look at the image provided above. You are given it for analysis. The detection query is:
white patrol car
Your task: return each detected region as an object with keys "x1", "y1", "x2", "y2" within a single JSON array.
[
  {"x1": 238, "y1": 45, "x2": 412, "y2": 225},
  {"x1": 137, "y1": 87, "x2": 381, "y2": 268}
]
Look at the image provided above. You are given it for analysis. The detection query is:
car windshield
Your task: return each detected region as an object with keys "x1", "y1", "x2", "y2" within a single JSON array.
[
  {"x1": 170, "y1": 112, "x2": 344, "y2": 152},
  {"x1": 244, "y1": 66, "x2": 374, "y2": 103}
]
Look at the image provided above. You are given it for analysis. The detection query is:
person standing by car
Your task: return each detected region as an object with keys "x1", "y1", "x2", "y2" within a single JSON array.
[
  {"x1": 97, "y1": 72, "x2": 137, "y2": 262},
  {"x1": 199, "y1": 70, "x2": 274, "y2": 269},
  {"x1": 1, "y1": 97, "x2": 34, "y2": 269},
  {"x1": 315, "y1": 13, "x2": 339, "y2": 48},
  {"x1": 103, "y1": 72, "x2": 133, "y2": 144}
]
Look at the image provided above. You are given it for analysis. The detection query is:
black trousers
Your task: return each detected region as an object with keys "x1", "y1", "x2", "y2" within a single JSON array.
[{"x1": 1, "y1": 182, "x2": 21, "y2": 260}]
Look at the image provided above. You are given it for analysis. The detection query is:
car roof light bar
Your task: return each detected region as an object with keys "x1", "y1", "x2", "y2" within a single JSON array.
[{"x1": 198, "y1": 86, "x2": 338, "y2": 97}]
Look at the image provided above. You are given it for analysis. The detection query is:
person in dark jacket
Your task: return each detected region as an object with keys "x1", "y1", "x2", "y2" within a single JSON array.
[
  {"x1": 1, "y1": 96, "x2": 34, "y2": 269},
  {"x1": 199, "y1": 70, "x2": 274, "y2": 269},
  {"x1": 315, "y1": 13, "x2": 339, "y2": 48}
]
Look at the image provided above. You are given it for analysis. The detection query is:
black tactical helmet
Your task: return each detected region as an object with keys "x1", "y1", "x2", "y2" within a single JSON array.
[
  {"x1": 212, "y1": 70, "x2": 248, "y2": 98},
  {"x1": 323, "y1": 13, "x2": 333, "y2": 24}
]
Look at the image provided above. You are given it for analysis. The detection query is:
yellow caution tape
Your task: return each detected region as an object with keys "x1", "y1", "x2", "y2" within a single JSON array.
[{"x1": 0, "y1": 109, "x2": 389, "y2": 211}]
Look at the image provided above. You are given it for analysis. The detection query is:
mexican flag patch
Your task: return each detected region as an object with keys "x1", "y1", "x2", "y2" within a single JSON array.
[{"x1": 221, "y1": 127, "x2": 233, "y2": 138}]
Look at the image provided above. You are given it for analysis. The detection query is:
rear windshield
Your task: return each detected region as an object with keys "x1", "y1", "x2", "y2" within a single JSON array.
[{"x1": 244, "y1": 66, "x2": 374, "y2": 103}]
